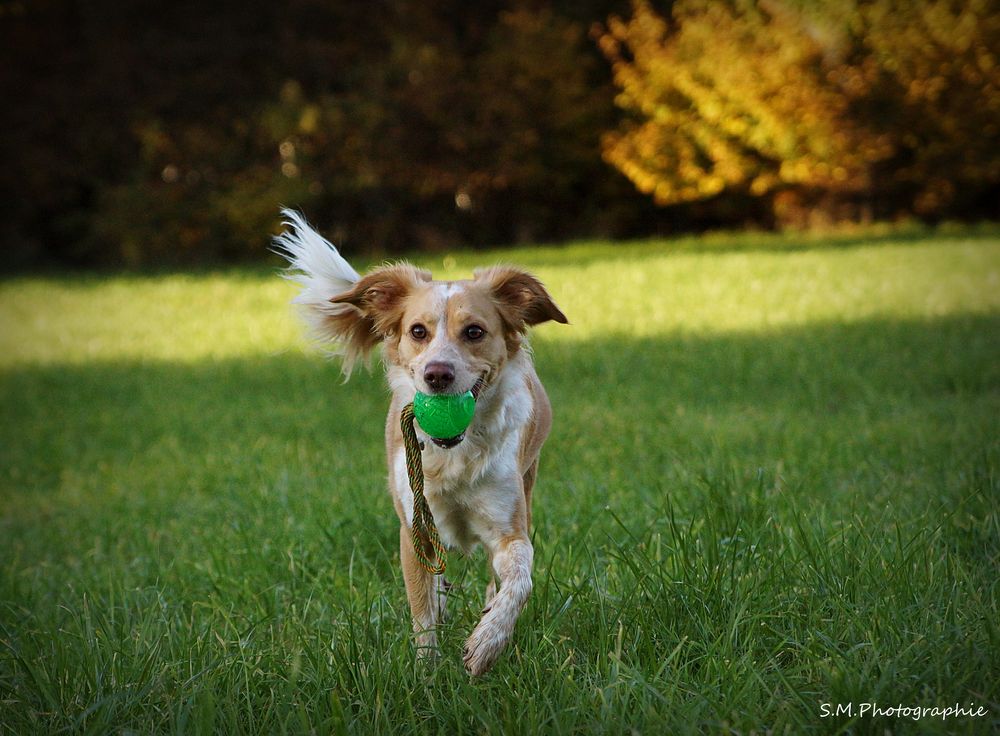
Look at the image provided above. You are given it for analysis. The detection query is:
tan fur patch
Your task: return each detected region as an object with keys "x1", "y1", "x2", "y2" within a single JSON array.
[
  {"x1": 327, "y1": 264, "x2": 432, "y2": 366},
  {"x1": 473, "y1": 267, "x2": 568, "y2": 353}
]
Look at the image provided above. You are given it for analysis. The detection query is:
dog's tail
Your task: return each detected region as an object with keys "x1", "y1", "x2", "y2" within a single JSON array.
[{"x1": 273, "y1": 209, "x2": 364, "y2": 369}]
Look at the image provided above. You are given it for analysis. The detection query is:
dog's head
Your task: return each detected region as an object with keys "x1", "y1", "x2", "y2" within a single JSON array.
[{"x1": 327, "y1": 264, "x2": 567, "y2": 393}]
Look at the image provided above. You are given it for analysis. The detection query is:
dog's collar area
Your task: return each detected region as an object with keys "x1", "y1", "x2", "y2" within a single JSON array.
[{"x1": 430, "y1": 432, "x2": 465, "y2": 449}]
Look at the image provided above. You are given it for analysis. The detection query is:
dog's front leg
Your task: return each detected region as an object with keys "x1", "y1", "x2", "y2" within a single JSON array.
[
  {"x1": 399, "y1": 525, "x2": 448, "y2": 657},
  {"x1": 463, "y1": 533, "x2": 533, "y2": 675}
]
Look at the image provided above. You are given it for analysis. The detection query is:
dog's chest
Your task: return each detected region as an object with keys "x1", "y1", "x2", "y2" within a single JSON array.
[
  {"x1": 425, "y1": 430, "x2": 522, "y2": 549},
  {"x1": 393, "y1": 386, "x2": 531, "y2": 551}
]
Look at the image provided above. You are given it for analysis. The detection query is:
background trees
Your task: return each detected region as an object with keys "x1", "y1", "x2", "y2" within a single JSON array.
[
  {"x1": 1, "y1": 0, "x2": 997, "y2": 268},
  {"x1": 598, "y1": 0, "x2": 1000, "y2": 227}
]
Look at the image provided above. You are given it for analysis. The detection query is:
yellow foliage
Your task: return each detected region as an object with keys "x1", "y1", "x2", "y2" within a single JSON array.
[{"x1": 598, "y1": 0, "x2": 1000, "y2": 215}]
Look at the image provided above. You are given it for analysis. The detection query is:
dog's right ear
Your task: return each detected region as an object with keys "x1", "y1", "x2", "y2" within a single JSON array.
[{"x1": 328, "y1": 264, "x2": 431, "y2": 370}]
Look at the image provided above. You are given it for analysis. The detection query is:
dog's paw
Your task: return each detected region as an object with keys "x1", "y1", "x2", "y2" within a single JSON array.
[{"x1": 462, "y1": 619, "x2": 509, "y2": 676}]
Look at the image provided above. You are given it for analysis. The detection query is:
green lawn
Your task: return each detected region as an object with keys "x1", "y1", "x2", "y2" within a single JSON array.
[{"x1": 1, "y1": 227, "x2": 998, "y2": 734}]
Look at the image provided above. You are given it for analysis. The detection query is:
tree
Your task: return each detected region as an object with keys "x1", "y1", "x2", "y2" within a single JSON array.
[
  {"x1": 856, "y1": 0, "x2": 1000, "y2": 215},
  {"x1": 597, "y1": 0, "x2": 1000, "y2": 223},
  {"x1": 0, "y1": 0, "x2": 646, "y2": 267}
]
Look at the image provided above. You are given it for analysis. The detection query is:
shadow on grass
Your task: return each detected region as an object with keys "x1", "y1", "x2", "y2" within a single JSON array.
[{"x1": 2, "y1": 311, "x2": 996, "y2": 513}]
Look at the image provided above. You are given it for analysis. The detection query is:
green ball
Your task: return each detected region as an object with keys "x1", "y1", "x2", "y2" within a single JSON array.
[{"x1": 413, "y1": 390, "x2": 476, "y2": 439}]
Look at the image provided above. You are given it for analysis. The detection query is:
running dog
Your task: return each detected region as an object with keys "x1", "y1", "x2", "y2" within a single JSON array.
[{"x1": 275, "y1": 210, "x2": 567, "y2": 674}]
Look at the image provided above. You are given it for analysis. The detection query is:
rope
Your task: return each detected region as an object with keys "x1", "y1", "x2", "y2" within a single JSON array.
[
  {"x1": 401, "y1": 402, "x2": 448, "y2": 574},
  {"x1": 401, "y1": 378, "x2": 485, "y2": 575}
]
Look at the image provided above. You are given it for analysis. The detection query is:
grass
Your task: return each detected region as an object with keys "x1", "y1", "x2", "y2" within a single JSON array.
[{"x1": 1, "y1": 226, "x2": 998, "y2": 734}]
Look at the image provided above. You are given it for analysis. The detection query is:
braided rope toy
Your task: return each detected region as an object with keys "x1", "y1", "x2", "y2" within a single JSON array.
[{"x1": 401, "y1": 378, "x2": 485, "y2": 574}]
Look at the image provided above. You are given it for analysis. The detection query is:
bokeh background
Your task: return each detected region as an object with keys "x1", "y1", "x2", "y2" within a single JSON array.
[{"x1": 2, "y1": 0, "x2": 997, "y2": 269}]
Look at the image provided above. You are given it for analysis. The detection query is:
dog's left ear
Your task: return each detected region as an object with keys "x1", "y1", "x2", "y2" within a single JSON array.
[{"x1": 476, "y1": 266, "x2": 568, "y2": 332}]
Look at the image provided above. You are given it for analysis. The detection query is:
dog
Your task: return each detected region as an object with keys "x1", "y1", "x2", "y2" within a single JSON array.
[{"x1": 275, "y1": 210, "x2": 567, "y2": 674}]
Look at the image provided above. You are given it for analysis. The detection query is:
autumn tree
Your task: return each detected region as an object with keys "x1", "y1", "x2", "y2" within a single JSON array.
[
  {"x1": 598, "y1": 0, "x2": 1000, "y2": 224},
  {"x1": 856, "y1": 0, "x2": 1000, "y2": 215}
]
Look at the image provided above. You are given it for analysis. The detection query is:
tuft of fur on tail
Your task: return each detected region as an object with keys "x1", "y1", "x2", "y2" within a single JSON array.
[{"x1": 273, "y1": 209, "x2": 367, "y2": 375}]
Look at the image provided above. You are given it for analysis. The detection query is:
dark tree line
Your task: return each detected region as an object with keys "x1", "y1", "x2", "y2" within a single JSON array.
[{"x1": 1, "y1": 0, "x2": 996, "y2": 268}]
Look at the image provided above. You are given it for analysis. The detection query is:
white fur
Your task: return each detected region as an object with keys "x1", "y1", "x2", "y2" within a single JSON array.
[
  {"x1": 388, "y1": 349, "x2": 538, "y2": 674},
  {"x1": 273, "y1": 209, "x2": 363, "y2": 372},
  {"x1": 464, "y1": 536, "x2": 533, "y2": 672},
  {"x1": 390, "y1": 352, "x2": 534, "y2": 551}
]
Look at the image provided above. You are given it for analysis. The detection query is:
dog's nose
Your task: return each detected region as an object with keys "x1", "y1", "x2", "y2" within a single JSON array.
[{"x1": 423, "y1": 361, "x2": 455, "y2": 392}]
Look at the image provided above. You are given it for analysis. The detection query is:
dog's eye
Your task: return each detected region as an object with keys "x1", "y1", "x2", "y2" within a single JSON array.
[
  {"x1": 463, "y1": 324, "x2": 485, "y2": 341},
  {"x1": 410, "y1": 324, "x2": 428, "y2": 340}
]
